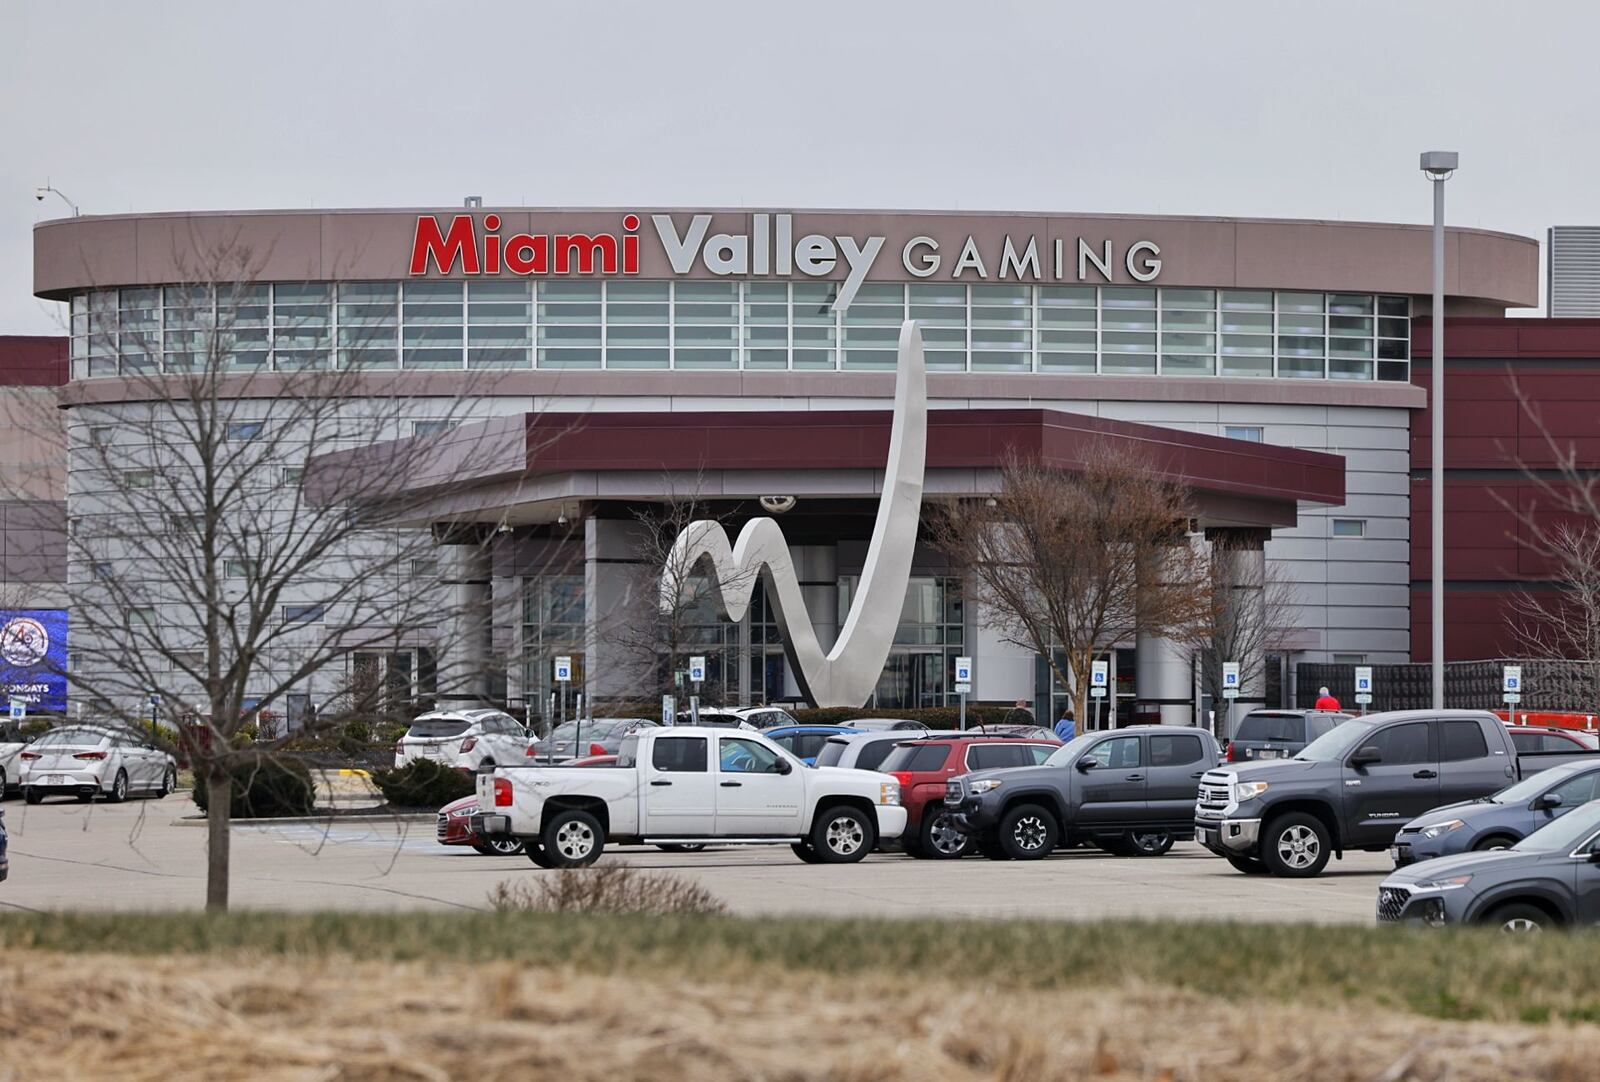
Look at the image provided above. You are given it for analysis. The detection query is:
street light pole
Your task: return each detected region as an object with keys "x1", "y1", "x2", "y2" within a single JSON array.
[{"x1": 1421, "y1": 151, "x2": 1458, "y2": 711}]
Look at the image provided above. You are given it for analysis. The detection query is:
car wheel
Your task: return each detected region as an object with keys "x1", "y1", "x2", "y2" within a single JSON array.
[
  {"x1": 810, "y1": 805, "x2": 875, "y2": 863},
  {"x1": 105, "y1": 770, "x2": 129, "y2": 804},
  {"x1": 158, "y1": 767, "x2": 177, "y2": 799},
  {"x1": 998, "y1": 803, "x2": 1059, "y2": 860},
  {"x1": 655, "y1": 843, "x2": 707, "y2": 853},
  {"x1": 1126, "y1": 831, "x2": 1174, "y2": 856},
  {"x1": 24, "y1": 786, "x2": 42, "y2": 805},
  {"x1": 1260, "y1": 812, "x2": 1332, "y2": 878},
  {"x1": 1225, "y1": 853, "x2": 1270, "y2": 874},
  {"x1": 1472, "y1": 835, "x2": 1515, "y2": 852},
  {"x1": 916, "y1": 807, "x2": 974, "y2": 859},
  {"x1": 476, "y1": 835, "x2": 525, "y2": 856},
  {"x1": 1485, "y1": 902, "x2": 1552, "y2": 933},
  {"x1": 525, "y1": 843, "x2": 555, "y2": 868},
  {"x1": 540, "y1": 808, "x2": 605, "y2": 868},
  {"x1": 791, "y1": 841, "x2": 825, "y2": 864}
]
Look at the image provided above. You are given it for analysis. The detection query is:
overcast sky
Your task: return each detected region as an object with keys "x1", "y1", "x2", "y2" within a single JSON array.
[{"x1": 4, "y1": 0, "x2": 1597, "y2": 333}]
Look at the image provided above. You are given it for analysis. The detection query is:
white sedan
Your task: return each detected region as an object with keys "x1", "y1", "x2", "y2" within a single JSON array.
[{"x1": 19, "y1": 725, "x2": 178, "y2": 804}]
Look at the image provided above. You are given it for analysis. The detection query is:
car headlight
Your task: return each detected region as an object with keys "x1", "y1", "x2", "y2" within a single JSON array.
[
  {"x1": 879, "y1": 782, "x2": 901, "y2": 806},
  {"x1": 1233, "y1": 781, "x2": 1270, "y2": 801},
  {"x1": 1418, "y1": 819, "x2": 1465, "y2": 840},
  {"x1": 1413, "y1": 874, "x2": 1473, "y2": 892},
  {"x1": 449, "y1": 806, "x2": 476, "y2": 818},
  {"x1": 969, "y1": 779, "x2": 1004, "y2": 795}
]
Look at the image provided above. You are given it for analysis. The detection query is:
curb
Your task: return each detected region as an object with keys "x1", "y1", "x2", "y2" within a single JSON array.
[{"x1": 169, "y1": 810, "x2": 436, "y2": 828}]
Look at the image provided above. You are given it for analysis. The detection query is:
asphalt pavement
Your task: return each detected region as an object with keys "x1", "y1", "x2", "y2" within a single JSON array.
[{"x1": 0, "y1": 792, "x2": 1394, "y2": 921}]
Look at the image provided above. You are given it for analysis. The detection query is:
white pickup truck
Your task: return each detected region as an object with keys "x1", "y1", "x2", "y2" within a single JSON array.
[{"x1": 471, "y1": 725, "x2": 907, "y2": 867}]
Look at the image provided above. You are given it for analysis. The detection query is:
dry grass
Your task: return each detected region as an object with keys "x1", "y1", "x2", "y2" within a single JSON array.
[
  {"x1": 3, "y1": 948, "x2": 1600, "y2": 1081},
  {"x1": 488, "y1": 866, "x2": 729, "y2": 916}
]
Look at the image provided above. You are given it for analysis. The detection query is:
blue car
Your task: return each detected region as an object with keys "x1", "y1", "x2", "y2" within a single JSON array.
[
  {"x1": 1392, "y1": 759, "x2": 1600, "y2": 867},
  {"x1": 763, "y1": 724, "x2": 862, "y2": 766},
  {"x1": 0, "y1": 806, "x2": 8, "y2": 883}
]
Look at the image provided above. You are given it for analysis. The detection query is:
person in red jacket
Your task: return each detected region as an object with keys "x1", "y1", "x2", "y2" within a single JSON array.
[{"x1": 1314, "y1": 686, "x2": 1341, "y2": 711}]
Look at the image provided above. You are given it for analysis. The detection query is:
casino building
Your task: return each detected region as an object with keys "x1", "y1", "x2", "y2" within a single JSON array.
[{"x1": 28, "y1": 207, "x2": 1540, "y2": 727}]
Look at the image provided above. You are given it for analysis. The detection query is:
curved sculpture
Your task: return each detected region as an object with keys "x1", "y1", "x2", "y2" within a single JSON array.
[{"x1": 661, "y1": 321, "x2": 927, "y2": 706}]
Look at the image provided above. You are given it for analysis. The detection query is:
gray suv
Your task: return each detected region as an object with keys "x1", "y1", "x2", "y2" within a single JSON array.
[
  {"x1": 1224, "y1": 709, "x2": 1349, "y2": 763},
  {"x1": 1378, "y1": 799, "x2": 1600, "y2": 930},
  {"x1": 945, "y1": 726, "x2": 1221, "y2": 859}
]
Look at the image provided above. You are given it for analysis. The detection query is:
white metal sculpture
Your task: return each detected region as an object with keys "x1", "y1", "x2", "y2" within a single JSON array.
[{"x1": 661, "y1": 321, "x2": 927, "y2": 706}]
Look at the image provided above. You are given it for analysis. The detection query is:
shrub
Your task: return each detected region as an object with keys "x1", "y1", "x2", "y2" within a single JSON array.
[
  {"x1": 489, "y1": 866, "x2": 728, "y2": 916},
  {"x1": 372, "y1": 758, "x2": 475, "y2": 809},
  {"x1": 192, "y1": 756, "x2": 315, "y2": 818}
]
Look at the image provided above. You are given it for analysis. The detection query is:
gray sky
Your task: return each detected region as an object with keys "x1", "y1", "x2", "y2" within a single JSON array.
[{"x1": 4, "y1": 0, "x2": 1596, "y2": 334}]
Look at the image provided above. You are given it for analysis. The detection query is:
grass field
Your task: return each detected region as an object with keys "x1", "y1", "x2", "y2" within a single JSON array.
[{"x1": 2, "y1": 909, "x2": 1599, "y2": 1026}]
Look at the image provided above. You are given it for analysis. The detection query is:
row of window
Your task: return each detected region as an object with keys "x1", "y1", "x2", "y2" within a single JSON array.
[{"x1": 68, "y1": 282, "x2": 1413, "y2": 381}]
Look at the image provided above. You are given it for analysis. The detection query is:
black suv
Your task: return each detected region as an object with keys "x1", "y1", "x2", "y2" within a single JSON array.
[{"x1": 1224, "y1": 709, "x2": 1349, "y2": 763}]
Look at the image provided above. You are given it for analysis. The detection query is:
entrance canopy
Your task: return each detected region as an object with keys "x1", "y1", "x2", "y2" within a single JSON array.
[{"x1": 317, "y1": 406, "x2": 1344, "y2": 530}]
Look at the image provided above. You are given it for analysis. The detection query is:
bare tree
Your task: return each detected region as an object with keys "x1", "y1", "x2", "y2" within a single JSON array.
[
  {"x1": 1505, "y1": 522, "x2": 1600, "y2": 704},
  {"x1": 3, "y1": 243, "x2": 549, "y2": 909},
  {"x1": 1190, "y1": 539, "x2": 1298, "y2": 733},
  {"x1": 929, "y1": 446, "x2": 1211, "y2": 725},
  {"x1": 600, "y1": 480, "x2": 758, "y2": 709}
]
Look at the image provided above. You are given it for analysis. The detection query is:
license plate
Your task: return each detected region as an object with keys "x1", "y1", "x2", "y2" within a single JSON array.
[
  {"x1": 1198, "y1": 828, "x2": 1215, "y2": 846},
  {"x1": 1257, "y1": 749, "x2": 1278, "y2": 759},
  {"x1": 1388, "y1": 846, "x2": 1400, "y2": 862},
  {"x1": 47, "y1": 774, "x2": 65, "y2": 785}
]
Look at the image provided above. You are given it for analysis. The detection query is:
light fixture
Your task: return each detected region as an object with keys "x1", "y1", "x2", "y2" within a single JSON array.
[
  {"x1": 759, "y1": 495, "x2": 797, "y2": 514},
  {"x1": 34, "y1": 182, "x2": 79, "y2": 216}
]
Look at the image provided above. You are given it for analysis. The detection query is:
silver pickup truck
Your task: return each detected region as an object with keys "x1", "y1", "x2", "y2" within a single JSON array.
[{"x1": 472, "y1": 725, "x2": 907, "y2": 867}]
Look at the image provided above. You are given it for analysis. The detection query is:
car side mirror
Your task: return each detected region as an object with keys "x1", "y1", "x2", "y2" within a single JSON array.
[
  {"x1": 1349, "y1": 746, "x2": 1382, "y2": 768},
  {"x1": 1076, "y1": 756, "x2": 1096, "y2": 773},
  {"x1": 1588, "y1": 848, "x2": 1600, "y2": 864},
  {"x1": 775, "y1": 757, "x2": 793, "y2": 775},
  {"x1": 1535, "y1": 793, "x2": 1565, "y2": 811}
]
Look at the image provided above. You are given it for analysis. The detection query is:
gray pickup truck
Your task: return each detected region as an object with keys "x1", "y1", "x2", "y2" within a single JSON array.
[
  {"x1": 945, "y1": 725, "x2": 1221, "y2": 859},
  {"x1": 1196, "y1": 709, "x2": 1600, "y2": 878}
]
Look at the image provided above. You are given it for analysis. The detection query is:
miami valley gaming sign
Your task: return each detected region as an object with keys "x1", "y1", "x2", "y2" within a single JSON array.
[
  {"x1": 0, "y1": 610, "x2": 67, "y2": 714},
  {"x1": 409, "y1": 212, "x2": 1164, "y2": 311}
]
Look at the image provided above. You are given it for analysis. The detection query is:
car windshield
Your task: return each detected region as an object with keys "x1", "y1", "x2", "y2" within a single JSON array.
[
  {"x1": 1234, "y1": 714, "x2": 1304, "y2": 743},
  {"x1": 30, "y1": 728, "x2": 108, "y2": 748},
  {"x1": 407, "y1": 719, "x2": 470, "y2": 739},
  {"x1": 1043, "y1": 731, "x2": 1106, "y2": 768},
  {"x1": 1293, "y1": 719, "x2": 1376, "y2": 761},
  {"x1": 1512, "y1": 799, "x2": 1600, "y2": 853},
  {"x1": 1490, "y1": 766, "x2": 1591, "y2": 806}
]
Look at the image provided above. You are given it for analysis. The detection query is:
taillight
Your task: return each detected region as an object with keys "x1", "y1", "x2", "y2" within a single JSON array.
[
  {"x1": 394, "y1": 741, "x2": 403, "y2": 759},
  {"x1": 589, "y1": 743, "x2": 606, "y2": 757},
  {"x1": 493, "y1": 777, "x2": 512, "y2": 807},
  {"x1": 891, "y1": 771, "x2": 914, "y2": 789},
  {"x1": 1225, "y1": 743, "x2": 1237, "y2": 762},
  {"x1": 525, "y1": 744, "x2": 537, "y2": 758},
  {"x1": 460, "y1": 736, "x2": 477, "y2": 753},
  {"x1": 19, "y1": 751, "x2": 40, "y2": 761},
  {"x1": 73, "y1": 751, "x2": 107, "y2": 761}
]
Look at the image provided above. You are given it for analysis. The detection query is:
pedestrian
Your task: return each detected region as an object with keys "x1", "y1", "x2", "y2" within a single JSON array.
[
  {"x1": 1054, "y1": 707, "x2": 1076, "y2": 742},
  {"x1": 1001, "y1": 698, "x2": 1034, "y2": 727},
  {"x1": 1314, "y1": 686, "x2": 1342, "y2": 711}
]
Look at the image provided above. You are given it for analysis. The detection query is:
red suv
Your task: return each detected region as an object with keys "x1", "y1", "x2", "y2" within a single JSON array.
[{"x1": 878, "y1": 736, "x2": 1058, "y2": 859}]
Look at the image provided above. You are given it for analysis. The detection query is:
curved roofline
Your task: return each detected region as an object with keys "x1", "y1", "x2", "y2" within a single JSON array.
[{"x1": 31, "y1": 206, "x2": 1537, "y2": 246}]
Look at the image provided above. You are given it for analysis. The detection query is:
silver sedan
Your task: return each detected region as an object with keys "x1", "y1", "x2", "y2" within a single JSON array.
[{"x1": 19, "y1": 725, "x2": 178, "y2": 804}]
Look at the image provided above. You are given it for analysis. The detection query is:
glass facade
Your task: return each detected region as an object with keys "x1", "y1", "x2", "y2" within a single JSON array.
[{"x1": 69, "y1": 283, "x2": 1413, "y2": 382}]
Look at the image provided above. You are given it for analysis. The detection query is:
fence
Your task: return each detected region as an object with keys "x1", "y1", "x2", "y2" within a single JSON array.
[{"x1": 1295, "y1": 659, "x2": 1600, "y2": 713}]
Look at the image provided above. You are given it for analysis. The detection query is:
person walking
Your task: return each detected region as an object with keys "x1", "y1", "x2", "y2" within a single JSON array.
[
  {"x1": 1314, "y1": 686, "x2": 1342, "y2": 711},
  {"x1": 1054, "y1": 707, "x2": 1076, "y2": 742}
]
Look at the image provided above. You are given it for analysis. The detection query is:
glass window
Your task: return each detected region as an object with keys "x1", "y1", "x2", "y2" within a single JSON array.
[
  {"x1": 467, "y1": 280, "x2": 531, "y2": 368},
  {"x1": 226, "y1": 421, "x2": 263, "y2": 440},
  {"x1": 1150, "y1": 734, "x2": 1204, "y2": 766},
  {"x1": 966, "y1": 744, "x2": 1034, "y2": 770},
  {"x1": 1439, "y1": 720, "x2": 1489, "y2": 762},
  {"x1": 1224, "y1": 425, "x2": 1264, "y2": 442},
  {"x1": 718, "y1": 736, "x2": 784, "y2": 773},
  {"x1": 880, "y1": 743, "x2": 950, "y2": 772},
  {"x1": 1549, "y1": 771, "x2": 1600, "y2": 807},
  {"x1": 1234, "y1": 714, "x2": 1305, "y2": 744},
  {"x1": 855, "y1": 739, "x2": 898, "y2": 772},
  {"x1": 1332, "y1": 519, "x2": 1366, "y2": 537},
  {"x1": 814, "y1": 740, "x2": 847, "y2": 768},
  {"x1": 1365, "y1": 722, "x2": 1431, "y2": 765},
  {"x1": 1084, "y1": 735, "x2": 1141, "y2": 769},
  {"x1": 651, "y1": 736, "x2": 708, "y2": 772},
  {"x1": 1221, "y1": 290, "x2": 1273, "y2": 312},
  {"x1": 282, "y1": 604, "x2": 326, "y2": 625}
]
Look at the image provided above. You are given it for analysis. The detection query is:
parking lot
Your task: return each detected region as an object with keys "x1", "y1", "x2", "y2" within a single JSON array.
[{"x1": 0, "y1": 795, "x2": 1393, "y2": 921}]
